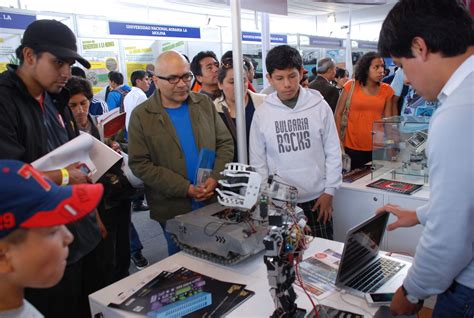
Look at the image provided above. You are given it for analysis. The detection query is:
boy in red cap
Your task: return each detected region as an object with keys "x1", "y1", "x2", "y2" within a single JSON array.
[{"x1": 0, "y1": 160, "x2": 103, "y2": 317}]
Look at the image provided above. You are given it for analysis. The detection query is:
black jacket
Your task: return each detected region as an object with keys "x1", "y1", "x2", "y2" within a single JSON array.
[
  {"x1": 0, "y1": 65, "x2": 79, "y2": 162},
  {"x1": 0, "y1": 66, "x2": 99, "y2": 265},
  {"x1": 309, "y1": 75, "x2": 340, "y2": 113}
]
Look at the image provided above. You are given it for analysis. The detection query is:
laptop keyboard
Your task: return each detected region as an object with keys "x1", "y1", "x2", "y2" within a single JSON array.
[{"x1": 346, "y1": 257, "x2": 405, "y2": 293}]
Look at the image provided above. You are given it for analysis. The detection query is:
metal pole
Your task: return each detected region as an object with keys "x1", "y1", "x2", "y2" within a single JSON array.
[
  {"x1": 261, "y1": 12, "x2": 270, "y2": 88},
  {"x1": 345, "y1": 5, "x2": 353, "y2": 77},
  {"x1": 230, "y1": 0, "x2": 247, "y2": 164}
]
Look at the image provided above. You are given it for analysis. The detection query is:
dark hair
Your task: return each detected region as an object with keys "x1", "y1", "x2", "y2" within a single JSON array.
[
  {"x1": 71, "y1": 66, "x2": 86, "y2": 78},
  {"x1": 379, "y1": 0, "x2": 473, "y2": 58},
  {"x1": 311, "y1": 67, "x2": 317, "y2": 75},
  {"x1": 65, "y1": 76, "x2": 93, "y2": 100},
  {"x1": 335, "y1": 67, "x2": 348, "y2": 79},
  {"x1": 221, "y1": 50, "x2": 252, "y2": 70},
  {"x1": 266, "y1": 45, "x2": 302, "y2": 75},
  {"x1": 15, "y1": 45, "x2": 44, "y2": 65},
  {"x1": 300, "y1": 74, "x2": 309, "y2": 85},
  {"x1": 190, "y1": 51, "x2": 217, "y2": 77},
  {"x1": 354, "y1": 52, "x2": 382, "y2": 86},
  {"x1": 181, "y1": 53, "x2": 190, "y2": 63},
  {"x1": 108, "y1": 71, "x2": 124, "y2": 85},
  {"x1": 221, "y1": 50, "x2": 232, "y2": 62},
  {"x1": 130, "y1": 70, "x2": 147, "y2": 87},
  {"x1": 217, "y1": 63, "x2": 248, "y2": 84},
  {"x1": 244, "y1": 57, "x2": 253, "y2": 70}
]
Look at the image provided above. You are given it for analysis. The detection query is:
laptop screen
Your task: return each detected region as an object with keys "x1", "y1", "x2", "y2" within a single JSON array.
[{"x1": 336, "y1": 212, "x2": 389, "y2": 283}]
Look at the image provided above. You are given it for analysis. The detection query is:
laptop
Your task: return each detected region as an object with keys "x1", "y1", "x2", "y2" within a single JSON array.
[{"x1": 335, "y1": 212, "x2": 411, "y2": 297}]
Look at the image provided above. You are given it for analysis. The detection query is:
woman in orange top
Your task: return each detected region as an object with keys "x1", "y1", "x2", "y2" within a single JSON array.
[{"x1": 335, "y1": 52, "x2": 394, "y2": 169}]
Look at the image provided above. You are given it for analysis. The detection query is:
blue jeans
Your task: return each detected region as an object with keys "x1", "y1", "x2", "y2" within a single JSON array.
[
  {"x1": 159, "y1": 222, "x2": 181, "y2": 256},
  {"x1": 129, "y1": 222, "x2": 143, "y2": 255},
  {"x1": 432, "y1": 281, "x2": 474, "y2": 318}
]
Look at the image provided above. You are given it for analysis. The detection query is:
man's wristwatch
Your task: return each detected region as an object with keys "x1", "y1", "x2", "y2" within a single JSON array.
[{"x1": 401, "y1": 285, "x2": 423, "y2": 305}]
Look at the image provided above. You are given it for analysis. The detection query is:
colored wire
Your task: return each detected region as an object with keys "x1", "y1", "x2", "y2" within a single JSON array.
[{"x1": 295, "y1": 257, "x2": 320, "y2": 318}]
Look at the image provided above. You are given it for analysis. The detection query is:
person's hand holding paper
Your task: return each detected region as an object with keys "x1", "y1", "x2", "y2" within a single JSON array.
[{"x1": 32, "y1": 133, "x2": 122, "y2": 183}]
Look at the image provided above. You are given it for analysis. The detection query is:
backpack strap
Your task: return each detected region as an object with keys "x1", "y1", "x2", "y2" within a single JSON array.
[
  {"x1": 113, "y1": 87, "x2": 130, "y2": 113},
  {"x1": 221, "y1": 105, "x2": 237, "y2": 141},
  {"x1": 340, "y1": 80, "x2": 356, "y2": 144}
]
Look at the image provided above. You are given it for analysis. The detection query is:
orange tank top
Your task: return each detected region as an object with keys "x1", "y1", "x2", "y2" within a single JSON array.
[{"x1": 343, "y1": 80, "x2": 394, "y2": 151}]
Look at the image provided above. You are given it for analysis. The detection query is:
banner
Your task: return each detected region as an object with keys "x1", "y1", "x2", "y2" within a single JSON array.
[
  {"x1": 309, "y1": 36, "x2": 343, "y2": 48},
  {"x1": 109, "y1": 21, "x2": 201, "y2": 39},
  {"x1": 358, "y1": 41, "x2": 378, "y2": 50},
  {"x1": 242, "y1": 31, "x2": 287, "y2": 44},
  {"x1": 0, "y1": 12, "x2": 35, "y2": 30}
]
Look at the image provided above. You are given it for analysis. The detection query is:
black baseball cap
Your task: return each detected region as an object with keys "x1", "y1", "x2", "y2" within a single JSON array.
[{"x1": 21, "y1": 19, "x2": 91, "y2": 69}]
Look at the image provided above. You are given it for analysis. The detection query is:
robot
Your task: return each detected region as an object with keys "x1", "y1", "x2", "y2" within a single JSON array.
[
  {"x1": 259, "y1": 177, "x2": 309, "y2": 318},
  {"x1": 216, "y1": 163, "x2": 310, "y2": 317},
  {"x1": 167, "y1": 163, "x2": 311, "y2": 316},
  {"x1": 166, "y1": 163, "x2": 268, "y2": 265}
]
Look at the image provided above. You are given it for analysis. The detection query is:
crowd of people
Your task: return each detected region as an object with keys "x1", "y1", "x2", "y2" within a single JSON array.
[{"x1": 0, "y1": 0, "x2": 472, "y2": 317}]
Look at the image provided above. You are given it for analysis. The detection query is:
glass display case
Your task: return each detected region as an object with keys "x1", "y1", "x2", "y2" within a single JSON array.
[{"x1": 371, "y1": 116, "x2": 430, "y2": 184}]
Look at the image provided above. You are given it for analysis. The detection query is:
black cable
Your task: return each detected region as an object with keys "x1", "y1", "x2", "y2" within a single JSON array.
[{"x1": 203, "y1": 221, "x2": 235, "y2": 237}]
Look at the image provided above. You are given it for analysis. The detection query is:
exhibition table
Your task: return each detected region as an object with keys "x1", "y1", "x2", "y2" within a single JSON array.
[{"x1": 89, "y1": 237, "x2": 411, "y2": 317}]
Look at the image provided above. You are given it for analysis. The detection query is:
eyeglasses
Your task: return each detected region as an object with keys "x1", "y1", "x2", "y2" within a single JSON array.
[{"x1": 156, "y1": 72, "x2": 194, "y2": 84}]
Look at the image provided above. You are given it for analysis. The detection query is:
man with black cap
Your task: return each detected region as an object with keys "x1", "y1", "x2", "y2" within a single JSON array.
[{"x1": 0, "y1": 19, "x2": 105, "y2": 318}]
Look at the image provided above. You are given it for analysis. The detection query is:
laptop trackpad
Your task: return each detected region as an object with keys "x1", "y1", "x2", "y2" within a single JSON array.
[{"x1": 375, "y1": 277, "x2": 401, "y2": 293}]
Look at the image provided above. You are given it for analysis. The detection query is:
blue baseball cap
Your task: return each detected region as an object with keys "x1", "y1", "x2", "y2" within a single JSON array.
[{"x1": 0, "y1": 160, "x2": 103, "y2": 239}]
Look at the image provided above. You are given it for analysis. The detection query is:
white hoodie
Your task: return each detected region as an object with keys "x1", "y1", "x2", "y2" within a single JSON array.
[{"x1": 249, "y1": 87, "x2": 342, "y2": 203}]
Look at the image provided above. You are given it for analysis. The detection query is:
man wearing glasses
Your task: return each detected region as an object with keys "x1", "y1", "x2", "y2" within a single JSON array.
[{"x1": 128, "y1": 51, "x2": 233, "y2": 256}]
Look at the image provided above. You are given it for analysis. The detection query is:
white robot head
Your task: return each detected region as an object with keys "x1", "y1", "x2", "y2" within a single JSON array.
[{"x1": 216, "y1": 163, "x2": 262, "y2": 210}]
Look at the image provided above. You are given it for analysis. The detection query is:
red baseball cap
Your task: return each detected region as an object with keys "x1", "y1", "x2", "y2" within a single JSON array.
[{"x1": 0, "y1": 160, "x2": 103, "y2": 239}]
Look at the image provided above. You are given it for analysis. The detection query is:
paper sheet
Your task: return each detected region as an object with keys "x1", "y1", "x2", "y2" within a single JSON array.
[{"x1": 297, "y1": 248, "x2": 342, "y2": 300}]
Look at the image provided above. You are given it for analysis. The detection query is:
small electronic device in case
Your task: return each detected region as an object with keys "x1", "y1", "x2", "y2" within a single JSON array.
[
  {"x1": 78, "y1": 162, "x2": 92, "y2": 176},
  {"x1": 406, "y1": 130, "x2": 428, "y2": 154},
  {"x1": 365, "y1": 292, "x2": 395, "y2": 307}
]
